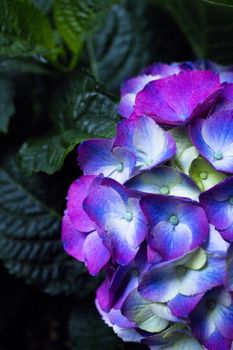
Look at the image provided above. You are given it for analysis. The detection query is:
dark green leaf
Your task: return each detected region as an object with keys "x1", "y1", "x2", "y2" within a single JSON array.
[
  {"x1": 0, "y1": 154, "x2": 98, "y2": 296},
  {"x1": 0, "y1": 79, "x2": 15, "y2": 133},
  {"x1": 152, "y1": 0, "x2": 233, "y2": 63},
  {"x1": 0, "y1": 58, "x2": 51, "y2": 76},
  {"x1": 54, "y1": 0, "x2": 116, "y2": 54},
  {"x1": 19, "y1": 129, "x2": 89, "y2": 175},
  {"x1": 51, "y1": 71, "x2": 118, "y2": 137},
  {"x1": 201, "y1": 0, "x2": 233, "y2": 6},
  {"x1": 90, "y1": 1, "x2": 150, "y2": 90},
  {"x1": 0, "y1": 0, "x2": 56, "y2": 58},
  {"x1": 32, "y1": 0, "x2": 54, "y2": 13},
  {"x1": 69, "y1": 305, "x2": 146, "y2": 350}
]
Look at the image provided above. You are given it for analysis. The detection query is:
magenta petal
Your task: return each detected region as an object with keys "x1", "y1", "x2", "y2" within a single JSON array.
[
  {"x1": 168, "y1": 293, "x2": 204, "y2": 318},
  {"x1": 83, "y1": 231, "x2": 110, "y2": 275},
  {"x1": 61, "y1": 214, "x2": 87, "y2": 261},
  {"x1": 135, "y1": 70, "x2": 221, "y2": 126},
  {"x1": 96, "y1": 278, "x2": 111, "y2": 312},
  {"x1": 67, "y1": 175, "x2": 96, "y2": 232},
  {"x1": 119, "y1": 74, "x2": 157, "y2": 118}
]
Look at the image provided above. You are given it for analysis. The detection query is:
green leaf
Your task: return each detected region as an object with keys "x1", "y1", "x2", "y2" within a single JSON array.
[
  {"x1": 32, "y1": 0, "x2": 54, "y2": 13},
  {"x1": 201, "y1": 0, "x2": 233, "y2": 7},
  {"x1": 0, "y1": 154, "x2": 98, "y2": 296},
  {"x1": 0, "y1": 78, "x2": 15, "y2": 133},
  {"x1": 54, "y1": 0, "x2": 115, "y2": 54},
  {"x1": 170, "y1": 127, "x2": 199, "y2": 175},
  {"x1": 0, "y1": 0, "x2": 56, "y2": 58},
  {"x1": 189, "y1": 157, "x2": 227, "y2": 191},
  {"x1": 19, "y1": 129, "x2": 89, "y2": 175},
  {"x1": 51, "y1": 71, "x2": 118, "y2": 137},
  {"x1": 90, "y1": 1, "x2": 150, "y2": 90},
  {"x1": 152, "y1": 0, "x2": 233, "y2": 64},
  {"x1": 0, "y1": 58, "x2": 51, "y2": 76}
]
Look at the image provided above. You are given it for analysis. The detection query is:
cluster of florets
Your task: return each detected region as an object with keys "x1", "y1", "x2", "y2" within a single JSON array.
[{"x1": 62, "y1": 60, "x2": 233, "y2": 350}]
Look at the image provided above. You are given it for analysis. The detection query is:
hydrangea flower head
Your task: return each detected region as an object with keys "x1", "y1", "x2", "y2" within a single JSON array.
[{"x1": 62, "y1": 61, "x2": 233, "y2": 350}]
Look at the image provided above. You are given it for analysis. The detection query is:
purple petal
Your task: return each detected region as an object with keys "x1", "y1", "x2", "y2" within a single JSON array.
[
  {"x1": 214, "y1": 302, "x2": 233, "y2": 339},
  {"x1": 200, "y1": 177, "x2": 233, "y2": 232},
  {"x1": 180, "y1": 255, "x2": 225, "y2": 296},
  {"x1": 83, "y1": 181, "x2": 147, "y2": 265},
  {"x1": 141, "y1": 62, "x2": 183, "y2": 76},
  {"x1": 108, "y1": 265, "x2": 139, "y2": 310},
  {"x1": 203, "y1": 331, "x2": 232, "y2": 350},
  {"x1": 108, "y1": 308, "x2": 135, "y2": 328},
  {"x1": 114, "y1": 116, "x2": 176, "y2": 174},
  {"x1": 189, "y1": 118, "x2": 214, "y2": 163},
  {"x1": 66, "y1": 175, "x2": 96, "y2": 232},
  {"x1": 95, "y1": 300, "x2": 143, "y2": 343},
  {"x1": 138, "y1": 263, "x2": 180, "y2": 302},
  {"x1": 61, "y1": 214, "x2": 87, "y2": 261},
  {"x1": 135, "y1": 70, "x2": 221, "y2": 126},
  {"x1": 205, "y1": 224, "x2": 229, "y2": 256},
  {"x1": 125, "y1": 166, "x2": 200, "y2": 201},
  {"x1": 83, "y1": 230, "x2": 110, "y2": 275},
  {"x1": 215, "y1": 83, "x2": 233, "y2": 113},
  {"x1": 168, "y1": 293, "x2": 204, "y2": 318},
  {"x1": 191, "y1": 298, "x2": 216, "y2": 342},
  {"x1": 96, "y1": 278, "x2": 111, "y2": 312},
  {"x1": 78, "y1": 138, "x2": 136, "y2": 184},
  {"x1": 225, "y1": 244, "x2": 233, "y2": 291},
  {"x1": 190, "y1": 110, "x2": 233, "y2": 173},
  {"x1": 122, "y1": 289, "x2": 177, "y2": 333},
  {"x1": 119, "y1": 74, "x2": 157, "y2": 118},
  {"x1": 140, "y1": 195, "x2": 209, "y2": 261},
  {"x1": 190, "y1": 289, "x2": 233, "y2": 346}
]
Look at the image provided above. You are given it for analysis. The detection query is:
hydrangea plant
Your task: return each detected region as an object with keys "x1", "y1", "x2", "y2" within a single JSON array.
[{"x1": 62, "y1": 61, "x2": 233, "y2": 350}]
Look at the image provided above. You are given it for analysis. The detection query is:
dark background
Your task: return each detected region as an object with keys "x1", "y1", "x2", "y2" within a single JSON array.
[{"x1": 0, "y1": 0, "x2": 232, "y2": 349}]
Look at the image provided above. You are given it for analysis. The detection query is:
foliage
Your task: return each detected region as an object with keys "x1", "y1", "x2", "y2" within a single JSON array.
[
  {"x1": 152, "y1": 0, "x2": 233, "y2": 63},
  {"x1": 1, "y1": 0, "x2": 233, "y2": 349}
]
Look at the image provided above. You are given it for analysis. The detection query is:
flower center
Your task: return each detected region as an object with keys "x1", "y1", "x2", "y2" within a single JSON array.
[
  {"x1": 175, "y1": 265, "x2": 186, "y2": 277},
  {"x1": 125, "y1": 212, "x2": 133, "y2": 222},
  {"x1": 160, "y1": 185, "x2": 170, "y2": 195},
  {"x1": 200, "y1": 171, "x2": 208, "y2": 180},
  {"x1": 116, "y1": 163, "x2": 123, "y2": 172},
  {"x1": 169, "y1": 215, "x2": 179, "y2": 226},
  {"x1": 214, "y1": 151, "x2": 223, "y2": 160}
]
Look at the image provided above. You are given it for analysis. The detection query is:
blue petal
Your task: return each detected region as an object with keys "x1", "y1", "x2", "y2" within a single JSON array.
[
  {"x1": 83, "y1": 181, "x2": 147, "y2": 265},
  {"x1": 114, "y1": 116, "x2": 176, "y2": 174},
  {"x1": 126, "y1": 166, "x2": 200, "y2": 201},
  {"x1": 190, "y1": 111, "x2": 233, "y2": 173},
  {"x1": 138, "y1": 263, "x2": 180, "y2": 302},
  {"x1": 78, "y1": 138, "x2": 136, "y2": 184}
]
